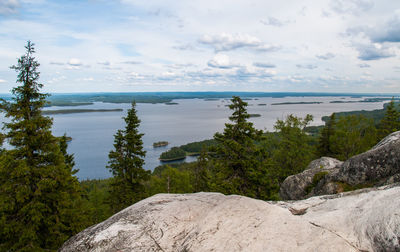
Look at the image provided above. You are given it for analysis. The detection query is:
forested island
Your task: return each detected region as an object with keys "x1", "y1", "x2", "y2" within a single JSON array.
[
  {"x1": 153, "y1": 141, "x2": 169, "y2": 148},
  {"x1": 2, "y1": 92, "x2": 396, "y2": 107},
  {"x1": 42, "y1": 108, "x2": 123, "y2": 115},
  {"x1": 271, "y1": 101, "x2": 323, "y2": 105},
  {"x1": 159, "y1": 139, "x2": 217, "y2": 161},
  {"x1": 1, "y1": 42, "x2": 400, "y2": 251}
]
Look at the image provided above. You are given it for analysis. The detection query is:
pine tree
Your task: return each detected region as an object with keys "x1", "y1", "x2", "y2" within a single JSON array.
[
  {"x1": 213, "y1": 96, "x2": 263, "y2": 198},
  {"x1": 107, "y1": 102, "x2": 150, "y2": 212},
  {"x1": 193, "y1": 147, "x2": 209, "y2": 192},
  {"x1": 317, "y1": 113, "x2": 336, "y2": 157},
  {"x1": 378, "y1": 98, "x2": 400, "y2": 139},
  {"x1": 0, "y1": 41, "x2": 84, "y2": 251}
]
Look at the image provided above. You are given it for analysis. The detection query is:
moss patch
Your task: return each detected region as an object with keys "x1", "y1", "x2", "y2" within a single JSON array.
[
  {"x1": 305, "y1": 171, "x2": 329, "y2": 194},
  {"x1": 335, "y1": 181, "x2": 375, "y2": 193}
]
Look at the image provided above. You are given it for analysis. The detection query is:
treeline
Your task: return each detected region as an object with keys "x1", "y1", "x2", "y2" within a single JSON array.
[
  {"x1": 321, "y1": 101, "x2": 400, "y2": 125},
  {"x1": 159, "y1": 139, "x2": 217, "y2": 160},
  {"x1": 1, "y1": 42, "x2": 400, "y2": 251}
]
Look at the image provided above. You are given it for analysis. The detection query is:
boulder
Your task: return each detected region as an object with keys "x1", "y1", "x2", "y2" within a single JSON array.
[
  {"x1": 281, "y1": 131, "x2": 400, "y2": 199},
  {"x1": 60, "y1": 185, "x2": 400, "y2": 251},
  {"x1": 279, "y1": 157, "x2": 342, "y2": 200},
  {"x1": 334, "y1": 131, "x2": 400, "y2": 186}
]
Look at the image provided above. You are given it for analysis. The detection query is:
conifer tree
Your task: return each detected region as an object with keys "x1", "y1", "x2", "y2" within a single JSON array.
[
  {"x1": 107, "y1": 102, "x2": 150, "y2": 212},
  {"x1": 0, "y1": 41, "x2": 84, "y2": 251},
  {"x1": 193, "y1": 147, "x2": 209, "y2": 192},
  {"x1": 378, "y1": 98, "x2": 400, "y2": 139},
  {"x1": 213, "y1": 96, "x2": 263, "y2": 198},
  {"x1": 317, "y1": 113, "x2": 336, "y2": 157}
]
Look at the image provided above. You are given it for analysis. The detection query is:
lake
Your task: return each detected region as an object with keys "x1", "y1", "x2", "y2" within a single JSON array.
[{"x1": 0, "y1": 96, "x2": 387, "y2": 180}]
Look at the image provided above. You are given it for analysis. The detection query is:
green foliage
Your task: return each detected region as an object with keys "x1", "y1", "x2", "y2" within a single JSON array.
[
  {"x1": 305, "y1": 171, "x2": 329, "y2": 194},
  {"x1": 270, "y1": 114, "x2": 316, "y2": 183},
  {"x1": 335, "y1": 181, "x2": 375, "y2": 192},
  {"x1": 80, "y1": 179, "x2": 113, "y2": 224},
  {"x1": 0, "y1": 41, "x2": 85, "y2": 251},
  {"x1": 212, "y1": 96, "x2": 267, "y2": 198},
  {"x1": 330, "y1": 115, "x2": 377, "y2": 160},
  {"x1": 159, "y1": 147, "x2": 186, "y2": 161},
  {"x1": 158, "y1": 139, "x2": 217, "y2": 160},
  {"x1": 317, "y1": 113, "x2": 336, "y2": 157},
  {"x1": 107, "y1": 102, "x2": 150, "y2": 212},
  {"x1": 149, "y1": 165, "x2": 193, "y2": 194},
  {"x1": 378, "y1": 98, "x2": 400, "y2": 139},
  {"x1": 192, "y1": 148, "x2": 210, "y2": 192},
  {"x1": 180, "y1": 139, "x2": 217, "y2": 153},
  {"x1": 321, "y1": 101, "x2": 400, "y2": 126}
]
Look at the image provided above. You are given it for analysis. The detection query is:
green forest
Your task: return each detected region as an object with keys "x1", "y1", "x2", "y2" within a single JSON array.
[{"x1": 1, "y1": 42, "x2": 400, "y2": 251}]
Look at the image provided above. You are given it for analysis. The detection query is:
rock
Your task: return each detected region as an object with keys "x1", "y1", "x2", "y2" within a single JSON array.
[
  {"x1": 60, "y1": 185, "x2": 400, "y2": 251},
  {"x1": 334, "y1": 131, "x2": 400, "y2": 186},
  {"x1": 281, "y1": 131, "x2": 400, "y2": 199},
  {"x1": 279, "y1": 157, "x2": 342, "y2": 200}
]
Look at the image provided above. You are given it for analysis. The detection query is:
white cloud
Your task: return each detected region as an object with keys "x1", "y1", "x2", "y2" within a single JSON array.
[
  {"x1": 49, "y1": 61, "x2": 65, "y2": 65},
  {"x1": 199, "y1": 33, "x2": 279, "y2": 52},
  {"x1": 253, "y1": 62, "x2": 276, "y2": 68},
  {"x1": 0, "y1": 79, "x2": 7, "y2": 83},
  {"x1": 316, "y1": 53, "x2": 335, "y2": 60},
  {"x1": 296, "y1": 64, "x2": 318, "y2": 69},
  {"x1": 355, "y1": 43, "x2": 395, "y2": 61},
  {"x1": 0, "y1": 0, "x2": 19, "y2": 15},
  {"x1": 330, "y1": 0, "x2": 373, "y2": 15},
  {"x1": 260, "y1": 17, "x2": 286, "y2": 27},
  {"x1": 97, "y1": 61, "x2": 110, "y2": 66},
  {"x1": 207, "y1": 54, "x2": 239, "y2": 69},
  {"x1": 68, "y1": 58, "x2": 83, "y2": 66}
]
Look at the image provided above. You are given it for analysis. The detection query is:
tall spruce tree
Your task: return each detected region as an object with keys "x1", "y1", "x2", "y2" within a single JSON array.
[
  {"x1": 0, "y1": 41, "x2": 84, "y2": 251},
  {"x1": 212, "y1": 96, "x2": 264, "y2": 198},
  {"x1": 107, "y1": 102, "x2": 150, "y2": 212},
  {"x1": 378, "y1": 98, "x2": 400, "y2": 139}
]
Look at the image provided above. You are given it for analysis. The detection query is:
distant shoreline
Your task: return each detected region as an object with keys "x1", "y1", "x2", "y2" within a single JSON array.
[
  {"x1": 42, "y1": 109, "x2": 123, "y2": 115},
  {"x1": 271, "y1": 102, "x2": 323, "y2": 105},
  {"x1": 1, "y1": 92, "x2": 396, "y2": 106}
]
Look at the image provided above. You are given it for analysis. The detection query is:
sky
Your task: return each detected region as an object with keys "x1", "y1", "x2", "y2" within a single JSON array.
[{"x1": 0, "y1": 0, "x2": 399, "y2": 93}]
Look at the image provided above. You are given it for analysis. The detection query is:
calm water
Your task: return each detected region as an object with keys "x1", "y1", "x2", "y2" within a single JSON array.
[{"x1": 0, "y1": 96, "x2": 387, "y2": 180}]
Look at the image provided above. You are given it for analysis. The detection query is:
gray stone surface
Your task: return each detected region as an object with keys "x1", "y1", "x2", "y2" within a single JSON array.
[
  {"x1": 60, "y1": 185, "x2": 400, "y2": 252},
  {"x1": 279, "y1": 157, "x2": 342, "y2": 200},
  {"x1": 335, "y1": 131, "x2": 400, "y2": 186},
  {"x1": 281, "y1": 131, "x2": 400, "y2": 199}
]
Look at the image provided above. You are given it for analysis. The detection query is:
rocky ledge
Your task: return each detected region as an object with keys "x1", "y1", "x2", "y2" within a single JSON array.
[
  {"x1": 280, "y1": 131, "x2": 400, "y2": 200},
  {"x1": 60, "y1": 184, "x2": 400, "y2": 251}
]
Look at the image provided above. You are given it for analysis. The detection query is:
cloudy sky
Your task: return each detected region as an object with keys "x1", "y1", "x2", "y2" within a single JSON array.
[{"x1": 0, "y1": 0, "x2": 399, "y2": 93}]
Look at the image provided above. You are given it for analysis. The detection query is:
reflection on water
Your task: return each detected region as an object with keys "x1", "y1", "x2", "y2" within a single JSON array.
[{"x1": 0, "y1": 96, "x2": 386, "y2": 180}]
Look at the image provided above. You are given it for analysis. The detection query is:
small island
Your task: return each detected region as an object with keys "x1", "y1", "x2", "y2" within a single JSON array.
[
  {"x1": 249, "y1": 114, "x2": 261, "y2": 118},
  {"x1": 159, "y1": 147, "x2": 186, "y2": 162},
  {"x1": 153, "y1": 141, "x2": 169, "y2": 148},
  {"x1": 42, "y1": 109, "x2": 123, "y2": 115},
  {"x1": 258, "y1": 104, "x2": 267, "y2": 106},
  {"x1": 330, "y1": 101, "x2": 358, "y2": 104},
  {"x1": 271, "y1": 102, "x2": 323, "y2": 105},
  {"x1": 165, "y1": 102, "x2": 179, "y2": 105}
]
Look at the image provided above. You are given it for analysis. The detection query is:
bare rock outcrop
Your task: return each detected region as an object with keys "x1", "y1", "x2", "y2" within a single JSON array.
[
  {"x1": 280, "y1": 131, "x2": 400, "y2": 200},
  {"x1": 335, "y1": 131, "x2": 400, "y2": 186},
  {"x1": 60, "y1": 185, "x2": 400, "y2": 251},
  {"x1": 279, "y1": 157, "x2": 342, "y2": 200}
]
